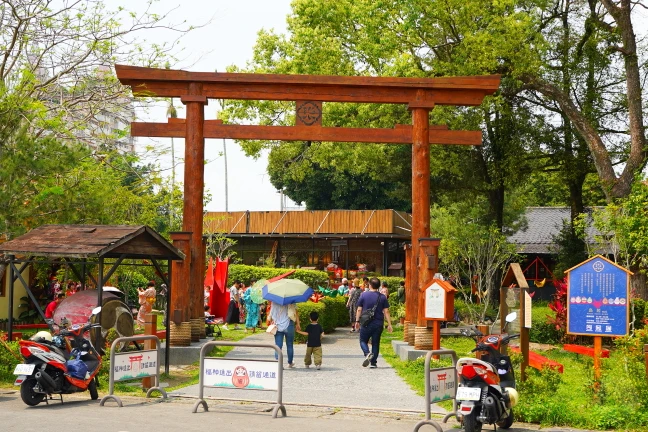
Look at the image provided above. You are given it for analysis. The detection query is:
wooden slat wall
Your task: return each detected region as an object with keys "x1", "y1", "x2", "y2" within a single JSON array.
[
  {"x1": 204, "y1": 210, "x2": 411, "y2": 236},
  {"x1": 204, "y1": 212, "x2": 247, "y2": 233},
  {"x1": 391, "y1": 210, "x2": 413, "y2": 237}
]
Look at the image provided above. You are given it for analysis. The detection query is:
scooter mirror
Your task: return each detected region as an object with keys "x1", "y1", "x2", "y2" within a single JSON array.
[
  {"x1": 505, "y1": 312, "x2": 518, "y2": 323},
  {"x1": 91, "y1": 306, "x2": 102, "y2": 316}
]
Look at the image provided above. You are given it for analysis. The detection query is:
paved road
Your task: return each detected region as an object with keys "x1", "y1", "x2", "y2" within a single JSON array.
[
  {"x1": 170, "y1": 327, "x2": 443, "y2": 413},
  {"x1": 0, "y1": 390, "x2": 596, "y2": 432}
]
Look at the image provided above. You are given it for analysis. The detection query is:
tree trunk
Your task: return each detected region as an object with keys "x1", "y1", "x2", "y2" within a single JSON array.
[{"x1": 630, "y1": 267, "x2": 648, "y2": 300}]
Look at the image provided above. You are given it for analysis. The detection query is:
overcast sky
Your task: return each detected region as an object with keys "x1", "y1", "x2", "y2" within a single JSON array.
[{"x1": 118, "y1": 0, "x2": 297, "y2": 212}]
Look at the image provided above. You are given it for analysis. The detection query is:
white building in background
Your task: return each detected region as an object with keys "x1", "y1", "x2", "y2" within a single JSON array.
[{"x1": 30, "y1": 59, "x2": 135, "y2": 153}]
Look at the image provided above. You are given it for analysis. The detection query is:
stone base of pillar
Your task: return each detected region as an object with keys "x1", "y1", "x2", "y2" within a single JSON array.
[
  {"x1": 190, "y1": 318, "x2": 202, "y2": 342},
  {"x1": 407, "y1": 323, "x2": 416, "y2": 346},
  {"x1": 403, "y1": 320, "x2": 411, "y2": 342},
  {"x1": 169, "y1": 321, "x2": 191, "y2": 347},
  {"x1": 414, "y1": 326, "x2": 433, "y2": 350}
]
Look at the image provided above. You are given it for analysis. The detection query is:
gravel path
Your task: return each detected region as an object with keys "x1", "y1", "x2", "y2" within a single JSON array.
[{"x1": 170, "y1": 327, "x2": 446, "y2": 413}]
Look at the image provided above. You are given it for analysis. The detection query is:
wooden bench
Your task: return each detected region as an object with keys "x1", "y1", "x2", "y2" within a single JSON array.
[
  {"x1": 510, "y1": 346, "x2": 564, "y2": 374},
  {"x1": 563, "y1": 344, "x2": 610, "y2": 358}
]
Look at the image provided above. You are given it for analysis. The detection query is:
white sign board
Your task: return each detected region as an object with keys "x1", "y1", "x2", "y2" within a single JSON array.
[
  {"x1": 203, "y1": 358, "x2": 279, "y2": 391},
  {"x1": 429, "y1": 367, "x2": 456, "y2": 403},
  {"x1": 113, "y1": 350, "x2": 158, "y2": 382},
  {"x1": 525, "y1": 291, "x2": 532, "y2": 329},
  {"x1": 425, "y1": 281, "x2": 446, "y2": 319}
]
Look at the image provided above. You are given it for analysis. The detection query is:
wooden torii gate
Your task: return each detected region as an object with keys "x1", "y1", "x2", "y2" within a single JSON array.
[{"x1": 115, "y1": 65, "x2": 500, "y2": 348}]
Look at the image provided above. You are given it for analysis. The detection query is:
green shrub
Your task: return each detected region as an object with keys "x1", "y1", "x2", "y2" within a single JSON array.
[
  {"x1": 295, "y1": 302, "x2": 327, "y2": 343},
  {"x1": 631, "y1": 298, "x2": 647, "y2": 330},
  {"x1": 227, "y1": 265, "x2": 329, "y2": 287},
  {"x1": 0, "y1": 339, "x2": 21, "y2": 383},
  {"x1": 321, "y1": 296, "x2": 349, "y2": 327},
  {"x1": 379, "y1": 276, "x2": 404, "y2": 296},
  {"x1": 117, "y1": 271, "x2": 150, "y2": 306},
  {"x1": 388, "y1": 292, "x2": 399, "y2": 321},
  {"x1": 529, "y1": 320, "x2": 563, "y2": 344}
]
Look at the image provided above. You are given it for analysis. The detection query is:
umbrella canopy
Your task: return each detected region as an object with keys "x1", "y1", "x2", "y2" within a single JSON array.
[{"x1": 262, "y1": 279, "x2": 313, "y2": 305}]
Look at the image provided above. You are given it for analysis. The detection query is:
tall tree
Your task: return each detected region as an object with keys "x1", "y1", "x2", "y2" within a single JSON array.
[
  {"x1": 225, "y1": 0, "x2": 546, "y2": 228},
  {"x1": 521, "y1": 0, "x2": 647, "y2": 201},
  {"x1": 0, "y1": 0, "x2": 187, "y2": 146}
]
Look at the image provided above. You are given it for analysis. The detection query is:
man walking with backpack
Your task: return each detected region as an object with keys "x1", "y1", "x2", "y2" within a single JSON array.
[{"x1": 354, "y1": 277, "x2": 393, "y2": 368}]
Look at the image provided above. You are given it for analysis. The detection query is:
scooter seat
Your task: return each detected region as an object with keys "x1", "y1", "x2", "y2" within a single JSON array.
[{"x1": 456, "y1": 357, "x2": 498, "y2": 374}]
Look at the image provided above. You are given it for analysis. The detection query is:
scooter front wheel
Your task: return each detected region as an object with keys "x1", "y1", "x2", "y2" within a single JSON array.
[
  {"x1": 88, "y1": 378, "x2": 99, "y2": 400},
  {"x1": 463, "y1": 411, "x2": 483, "y2": 432},
  {"x1": 20, "y1": 378, "x2": 45, "y2": 406}
]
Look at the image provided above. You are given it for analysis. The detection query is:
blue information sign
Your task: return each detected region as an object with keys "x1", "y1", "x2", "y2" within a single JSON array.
[{"x1": 566, "y1": 255, "x2": 630, "y2": 337}]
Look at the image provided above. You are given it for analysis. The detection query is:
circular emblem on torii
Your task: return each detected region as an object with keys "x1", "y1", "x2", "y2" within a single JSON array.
[
  {"x1": 592, "y1": 261, "x2": 605, "y2": 272},
  {"x1": 296, "y1": 101, "x2": 322, "y2": 126}
]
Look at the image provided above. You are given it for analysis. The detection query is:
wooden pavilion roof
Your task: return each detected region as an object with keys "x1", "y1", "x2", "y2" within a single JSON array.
[{"x1": 0, "y1": 225, "x2": 185, "y2": 260}]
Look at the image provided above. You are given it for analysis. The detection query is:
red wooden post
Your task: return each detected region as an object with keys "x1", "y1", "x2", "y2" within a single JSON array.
[
  {"x1": 410, "y1": 100, "x2": 432, "y2": 349},
  {"x1": 403, "y1": 243, "x2": 412, "y2": 343},
  {"x1": 142, "y1": 313, "x2": 157, "y2": 389},
  {"x1": 170, "y1": 232, "x2": 192, "y2": 323},
  {"x1": 594, "y1": 336, "x2": 602, "y2": 381},
  {"x1": 181, "y1": 85, "x2": 207, "y2": 322}
]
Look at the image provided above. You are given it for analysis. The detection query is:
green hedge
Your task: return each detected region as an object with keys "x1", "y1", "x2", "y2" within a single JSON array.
[
  {"x1": 0, "y1": 340, "x2": 21, "y2": 383},
  {"x1": 378, "y1": 276, "x2": 404, "y2": 297},
  {"x1": 294, "y1": 297, "x2": 351, "y2": 343},
  {"x1": 227, "y1": 264, "x2": 329, "y2": 287},
  {"x1": 295, "y1": 302, "x2": 328, "y2": 343},
  {"x1": 322, "y1": 296, "x2": 350, "y2": 327},
  {"x1": 388, "y1": 292, "x2": 399, "y2": 321},
  {"x1": 632, "y1": 298, "x2": 647, "y2": 330}
]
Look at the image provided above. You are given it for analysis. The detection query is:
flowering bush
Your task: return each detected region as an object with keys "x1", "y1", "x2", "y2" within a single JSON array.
[{"x1": 547, "y1": 277, "x2": 567, "y2": 333}]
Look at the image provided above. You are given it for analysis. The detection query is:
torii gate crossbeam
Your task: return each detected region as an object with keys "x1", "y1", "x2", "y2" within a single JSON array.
[{"x1": 116, "y1": 64, "x2": 500, "y2": 350}]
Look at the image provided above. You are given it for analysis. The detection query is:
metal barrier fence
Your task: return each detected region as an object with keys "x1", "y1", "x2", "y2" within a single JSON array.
[
  {"x1": 99, "y1": 335, "x2": 167, "y2": 407},
  {"x1": 191, "y1": 341, "x2": 286, "y2": 418},
  {"x1": 413, "y1": 349, "x2": 459, "y2": 432}
]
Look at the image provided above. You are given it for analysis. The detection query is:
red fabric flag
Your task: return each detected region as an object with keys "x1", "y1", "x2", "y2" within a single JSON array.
[{"x1": 204, "y1": 257, "x2": 214, "y2": 289}]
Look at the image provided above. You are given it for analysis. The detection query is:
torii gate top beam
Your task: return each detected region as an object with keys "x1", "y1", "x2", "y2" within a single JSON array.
[{"x1": 115, "y1": 65, "x2": 500, "y2": 106}]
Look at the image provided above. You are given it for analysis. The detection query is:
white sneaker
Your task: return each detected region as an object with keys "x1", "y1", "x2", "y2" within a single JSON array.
[
  {"x1": 362, "y1": 353, "x2": 373, "y2": 367},
  {"x1": 288, "y1": 363, "x2": 295, "y2": 368},
  {"x1": 316, "y1": 365, "x2": 321, "y2": 370},
  {"x1": 305, "y1": 364, "x2": 310, "y2": 368},
  {"x1": 223, "y1": 325, "x2": 229, "y2": 330}
]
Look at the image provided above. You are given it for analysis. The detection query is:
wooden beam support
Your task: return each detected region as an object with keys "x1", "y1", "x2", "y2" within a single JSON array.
[
  {"x1": 130, "y1": 121, "x2": 482, "y2": 146},
  {"x1": 116, "y1": 64, "x2": 500, "y2": 106}
]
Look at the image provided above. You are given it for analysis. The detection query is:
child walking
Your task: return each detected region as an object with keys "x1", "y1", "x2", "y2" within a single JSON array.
[{"x1": 296, "y1": 311, "x2": 324, "y2": 370}]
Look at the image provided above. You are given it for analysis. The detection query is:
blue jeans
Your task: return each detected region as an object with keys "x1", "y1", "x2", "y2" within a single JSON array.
[
  {"x1": 274, "y1": 321, "x2": 295, "y2": 364},
  {"x1": 359, "y1": 319, "x2": 383, "y2": 366}
]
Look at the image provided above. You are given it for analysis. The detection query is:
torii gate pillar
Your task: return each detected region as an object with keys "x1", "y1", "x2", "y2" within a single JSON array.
[
  {"x1": 179, "y1": 85, "x2": 207, "y2": 326},
  {"x1": 407, "y1": 101, "x2": 435, "y2": 349}
]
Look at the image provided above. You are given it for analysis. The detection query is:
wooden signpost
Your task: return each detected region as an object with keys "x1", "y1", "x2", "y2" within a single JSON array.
[
  {"x1": 423, "y1": 278, "x2": 456, "y2": 354},
  {"x1": 115, "y1": 65, "x2": 500, "y2": 346},
  {"x1": 565, "y1": 255, "x2": 632, "y2": 382}
]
